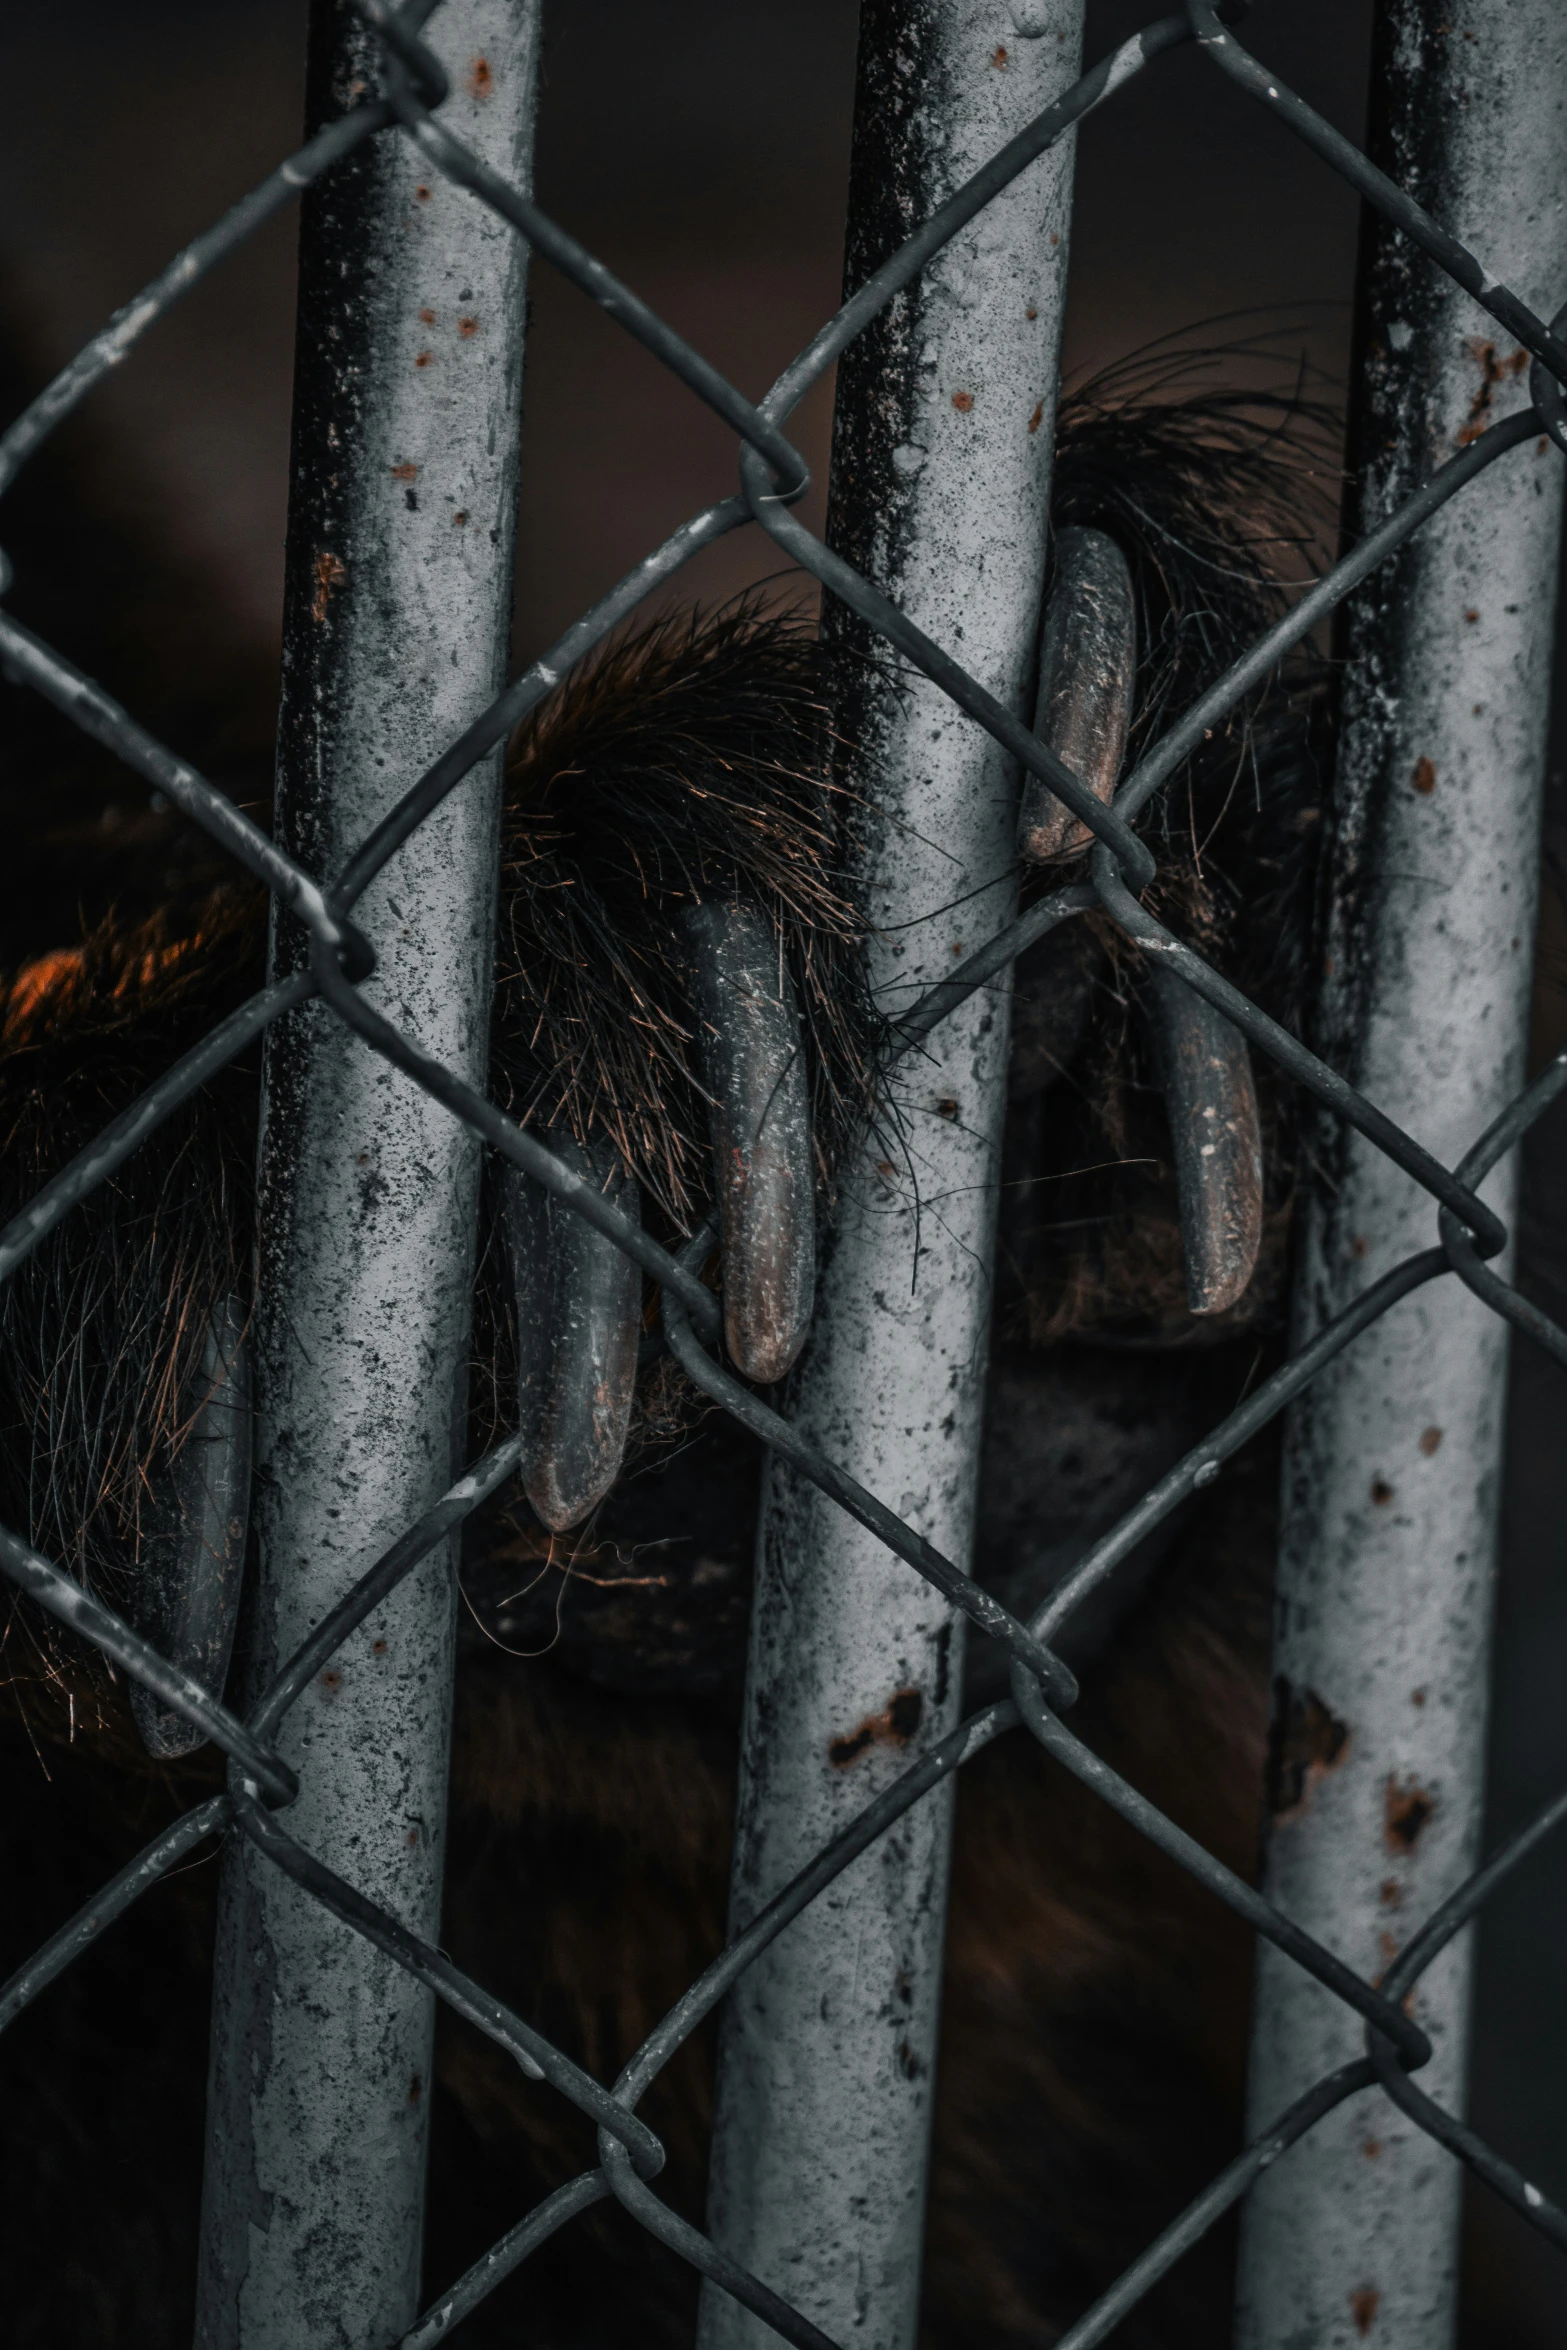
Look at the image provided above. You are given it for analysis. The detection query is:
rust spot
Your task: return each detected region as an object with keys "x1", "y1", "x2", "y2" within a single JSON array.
[
  {"x1": 321, "y1": 1669, "x2": 343, "y2": 1693},
  {"x1": 1027, "y1": 399, "x2": 1044, "y2": 434},
  {"x1": 1385, "y1": 1776, "x2": 1435, "y2": 1852},
  {"x1": 897, "y1": 2039, "x2": 925, "y2": 2079},
  {"x1": 951, "y1": 390, "x2": 974, "y2": 413},
  {"x1": 390, "y1": 462, "x2": 418, "y2": 481},
  {"x1": 372, "y1": 1638, "x2": 388, "y2": 1656},
  {"x1": 1380, "y1": 1877, "x2": 1403, "y2": 1907},
  {"x1": 991, "y1": 43, "x2": 1009, "y2": 66},
  {"x1": 1419, "y1": 1426, "x2": 1442, "y2": 1456},
  {"x1": 1352, "y1": 1234, "x2": 1369, "y2": 1259},
  {"x1": 418, "y1": 307, "x2": 436, "y2": 325},
  {"x1": 829, "y1": 1688, "x2": 924, "y2": 1767},
  {"x1": 415, "y1": 351, "x2": 433, "y2": 369},
  {"x1": 466, "y1": 55, "x2": 494, "y2": 98},
  {"x1": 1350, "y1": 2286, "x2": 1380, "y2": 2336},
  {"x1": 1363, "y1": 2137, "x2": 1383, "y2": 2160},
  {"x1": 415, "y1": 183, "x2": 432, "y2": 202},
  {"x1": 1267, "y1": 1681, "x2": 1350, "y2": 1817},
  {"x1": 311, "y1": 549, "x2": 346, "y2": 623},
  {"x1": 454, "y1": 510, "x2": 469, "y2": 527},
  {"x1": 1411, "y1": 1687, "x2": 1426, "y2": 1708},
  {"x1": 935, "y1": 1098, "x2": 959, "y2": 1120},
  {"x1": 406, "y1": 1828, "x2": 419, "y2": 1847},
  {"x1": 1025, "y1": 305, "x2": 1038, "y2": 322},
  {"x1": 1463, "y1": 607, "x2": 1480, "y2": 623},
  {"x1": 1456, "y1": 341, "x2": 1529, "y2": 445},
  {"x1": 458, "y1": 315, "x2": 479, "y2": 339},
  {"x1": 875, "y1": 1159, "x2": 896, "y2": 1179},
  {"x1": 1411, "y1": 756, "x2": 1436, "y2": 795},
  {"x1": 1370, "y1": 1478, "x2": 1394, "y2": 1506},
  {"x1": 1378, "y1": 1928, "x2": 1399, "y2": 1963}
]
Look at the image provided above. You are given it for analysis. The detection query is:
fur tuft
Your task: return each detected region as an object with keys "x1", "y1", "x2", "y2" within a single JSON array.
[
  {"x1": 1001, "y1": 345, "x2": 1339, "y2": 1345},
  {"x1": 0, "y1": 893, "x2": 261, "y2": 1711},
  {"x1": 493, "y1": 596, "x2": 881, "y2": 1234}
]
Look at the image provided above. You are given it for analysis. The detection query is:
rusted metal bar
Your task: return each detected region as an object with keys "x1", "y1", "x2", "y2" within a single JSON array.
[
  {"x1": 697, "y1": 7, "x2": 1086, "y2": 2345},
  {"x1": 1236, "y1": 5, "x2": 1567, "y2": 2343},
  {"x1": 193, "y1": 5, "x2": 541, "y2": 2343}
]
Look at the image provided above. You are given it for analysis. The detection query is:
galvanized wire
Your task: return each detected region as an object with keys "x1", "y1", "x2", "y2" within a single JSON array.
[{"x1": 3, "y1": 1, "x2": 1567, "y2": 2341}]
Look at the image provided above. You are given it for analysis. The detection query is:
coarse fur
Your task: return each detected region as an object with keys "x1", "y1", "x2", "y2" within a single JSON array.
[
  {"x1": 1005, "y1": 345, "x2": 1337, "y2": 1347},
  {"x1": 2, "y1": 337, "x2": 1363, "y2": 2346},
  {"x1": 0, "y1": 597, "x2": 883, "y2": 1686},
  {"x1": 492, "y1": 601, "x2": 881, "y2": 1233}
]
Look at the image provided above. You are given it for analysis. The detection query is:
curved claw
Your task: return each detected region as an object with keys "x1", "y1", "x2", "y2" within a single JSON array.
[
  {"x1": 1144, "y1": 964, "x2": 1264, "y2": 1315},
  {"x1": 683, "y1": 899, "x2": 815, "y2": 1384},
  {"x1": 506, "y1": 1135, "x2": 642, "y2": 1533},
  {"x1": 1019, "y1": 526, "x2": 1137, "y2": 863},
  {"x1": 129, "y1": 1296, "x2": 252, "y2": 1758}
]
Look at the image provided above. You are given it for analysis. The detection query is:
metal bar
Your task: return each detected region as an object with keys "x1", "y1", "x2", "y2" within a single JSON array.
[
  {"x1": 697, "y1": 7, "x2": 1085, "y2": 2344},
  {"x1": 1235, "y1": 6, "x2": 1567, "y2": 2344},
  {"x1": 193, "y1": 5, "x2": 540, "y2": 2342}
]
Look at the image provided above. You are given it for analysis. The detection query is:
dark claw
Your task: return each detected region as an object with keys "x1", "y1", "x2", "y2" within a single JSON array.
[
  {"x1": 1019, "y1": 526, "x2": 1137, "y2": 863},
  {"x1": 506, "y1": 1135, "x2": 642, "y2": 1532},
  {"x1": 129, "y1": 1296, "x2": 252, "y2": 1758},
  {"x1": 683, "y1": 899, "x2": 815, "y2": 1384},
  {"x1": 1144, "y1": 965, "x2": 1264, "y2": 1315}
]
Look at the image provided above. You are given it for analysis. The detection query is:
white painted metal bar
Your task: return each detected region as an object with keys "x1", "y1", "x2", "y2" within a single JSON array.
[
  {"x1": 697, "y1": 7, "x2": 1085, "y2": 2345},
  {"x1": 194, "y1": 6, "x2": 540, "y2": 2343},
  {"x1": 1236, "y1": 5, "x2": 1567, "y2": 2344}
]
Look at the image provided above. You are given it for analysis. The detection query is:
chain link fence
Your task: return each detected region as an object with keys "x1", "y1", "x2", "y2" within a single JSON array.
[{"x1": 2, "y1": 2, "x2": 1566, "y2": 2344}]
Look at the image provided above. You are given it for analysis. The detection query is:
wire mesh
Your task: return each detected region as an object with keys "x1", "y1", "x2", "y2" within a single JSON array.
[{"x1": 2, "y1": 3, "x2": 1567, "y2": 2344}]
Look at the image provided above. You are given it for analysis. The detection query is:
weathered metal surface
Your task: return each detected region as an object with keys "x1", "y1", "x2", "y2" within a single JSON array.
[
  {"x1": 5, "y1": 0, "x2": 1567, "y2": 2339},
  {"x1": 684, "y1": 897, "x2": 816, "y2": 1385},
  {"x1": 1236, "y1": 5, "x2": 1567, "y2": 2344},
  {"x1": 507, "y1": 1138, "x2": 642, "y2": 1530},
  {"x1": 127, "y1": 1297, "x2": 252, "y2": 1759},
  {"x1": 193, "y1": 5, "x2": 541, "y2": 2344},
  {"x1": 697, "y1": 7, "x2": 1085, "y2": 2346},
  {"x1": 1018, "y1": 524, "x2": 1136, "y2": 861}
]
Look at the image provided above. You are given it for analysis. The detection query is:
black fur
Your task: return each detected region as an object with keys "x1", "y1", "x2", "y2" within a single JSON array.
[{"x1": 2, "y1": 332, "x2": 1342, "y2": 2346}]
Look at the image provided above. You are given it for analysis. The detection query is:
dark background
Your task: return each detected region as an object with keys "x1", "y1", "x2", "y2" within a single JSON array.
[
  {"x1": 0, "y1": 0, "x2": 1374, "y2": 652},
  {"x1": 1, "y1": 1, "x2": 1564, "y2": 2338}
]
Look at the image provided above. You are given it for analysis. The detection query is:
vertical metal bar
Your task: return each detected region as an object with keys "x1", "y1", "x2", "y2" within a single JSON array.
[
  {"x1": 194, "y1": 6, "x2": 540, "y2": 2343},
  {"x1": 698, "y1": 8, "x2": 1084, "y2": 2345},
  {"x1": 1236, "y1": 7, "x2": 1567, "y2": 2345}
]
